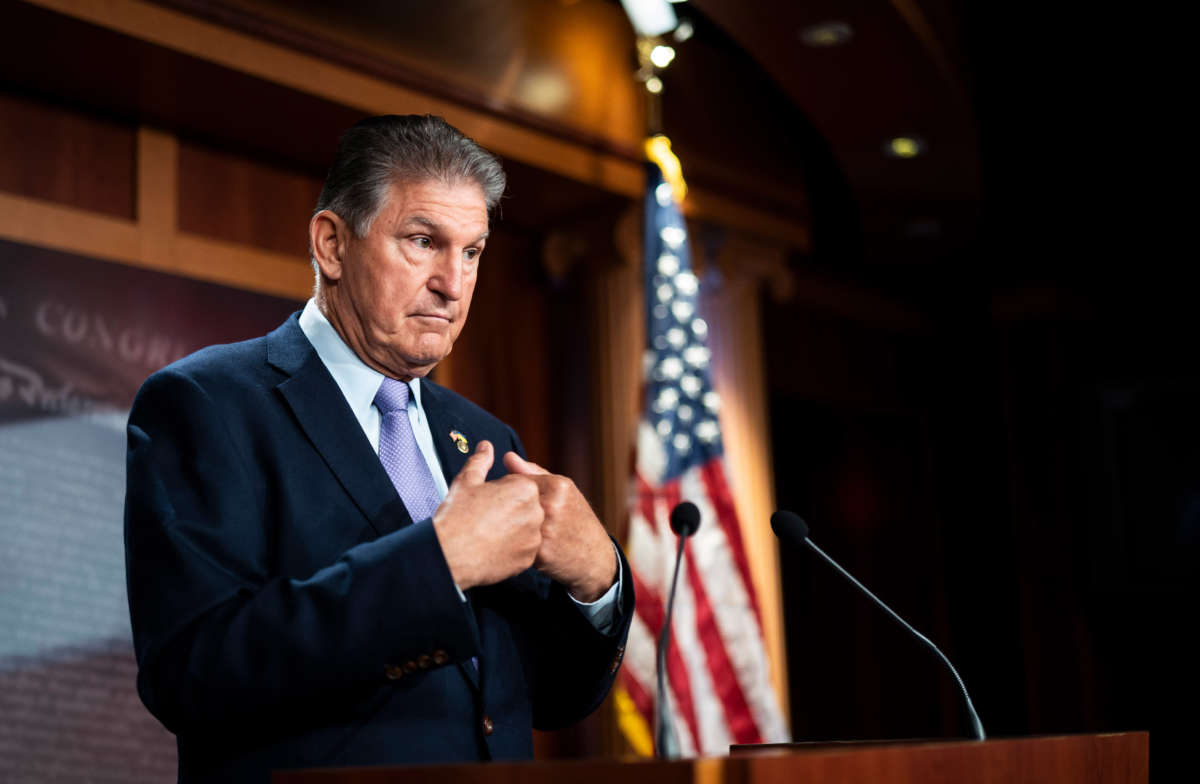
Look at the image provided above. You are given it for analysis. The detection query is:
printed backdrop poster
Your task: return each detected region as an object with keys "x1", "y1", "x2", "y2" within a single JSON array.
[{"x1": 0, "y1": 237, "x2": 301, "y2": 781}]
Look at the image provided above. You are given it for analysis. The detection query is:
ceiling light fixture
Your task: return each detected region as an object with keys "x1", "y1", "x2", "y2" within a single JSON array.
[
  {"x1": 650, "y1": 45, "x2": 676, "y2": 68},
  {"x1": 884, "y1": 136, "x2": 926, "y2": 158},
  {"x1": 799, "y1": 21, "x2": 854, "y2": 48},
  {"x1": 619, "y1": 0, "x2": 678, "y2": 37}
]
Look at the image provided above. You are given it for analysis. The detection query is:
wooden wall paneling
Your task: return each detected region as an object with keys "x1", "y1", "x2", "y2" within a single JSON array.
[
  {"x1": 584, "y1": 209, "x2": 644, "y2": 758},
  {"x1": 0, "y1": 91, "x2": 135, "y2": 218},
  {"x1": 592, "y1": 206, "x2": 645, "y2": 540},
  {"x1": 0, "y1": 119, "x2": 313, "y2": 300},
  {"x1": 177, "y1": 0, "x2": 645, "y2": 150},
  {"x1": 0, "y1": 0, "x2": 364, "y2": 175},
  {"x1": 0, "y1": 190, "x2": 139, "y2": 264},
  {"x1": 436, "y1": 228, "x2": 553, "y2": 467},
  {"x1": 136, "y1": 125, "x2": 313, "y2": 299},
  {"x1": 177, "y1": 139, "x2": 323, "y2": 258},
  {"x1": 19, "y1": 0, "x2": 807, "y2": 250},
  {"x1": 25, "y1": 0, "x2": 643, "y2": 199},
  {"x1": 137, "y1": 126, "x2": 177, "y2": 261},
  {"x1": 171, "y1": 234, "x2": 312, "y2": 300}
]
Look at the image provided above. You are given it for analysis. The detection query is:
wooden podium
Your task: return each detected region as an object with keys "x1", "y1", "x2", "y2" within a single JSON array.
[{"x1": 274, "y1": 732, "x2": 1148, "y2": 783}]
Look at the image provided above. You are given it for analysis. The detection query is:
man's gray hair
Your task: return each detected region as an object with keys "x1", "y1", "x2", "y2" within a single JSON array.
[{"x1": 314, "y1": 114, "x2": 506, "y2": 240}]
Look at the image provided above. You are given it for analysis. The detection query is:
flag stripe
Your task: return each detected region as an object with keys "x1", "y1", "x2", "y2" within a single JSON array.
[
  {"x1": 628, "y1": 539, "x2": 704, "y2": 751},
  {"x1": 699, "y1": 459, "x2": 762, "y2": 620},
  {"x1": 683, "y1": 524, "x2": 763, "y2": 744},
  {"x1": 637, "y1": 475, "x2": 659, "y2": 544},
  {"x1": 621, "y1": 609, "x2": 698, "y2": 756},
  {"x1": 683, "y1": 468, "x2": 788, "y2": 741},
  {"x1": 629, "y1": 562, "x2": 665, "y2": 633}
]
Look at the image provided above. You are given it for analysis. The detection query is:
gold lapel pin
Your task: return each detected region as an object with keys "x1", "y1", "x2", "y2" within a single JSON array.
[{"x1": 449, "y1": 430, "x2": 469, "y2": 454}]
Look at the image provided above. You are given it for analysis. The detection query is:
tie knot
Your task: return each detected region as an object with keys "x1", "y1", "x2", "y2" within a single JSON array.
[{"x1": 374, "y1": 377, "x2": 411, "y2": 415}]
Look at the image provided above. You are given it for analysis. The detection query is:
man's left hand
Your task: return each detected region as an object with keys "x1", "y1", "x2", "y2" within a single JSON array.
[{"x1": 503, "y1": 452, "x2": 618, "y2": 603}]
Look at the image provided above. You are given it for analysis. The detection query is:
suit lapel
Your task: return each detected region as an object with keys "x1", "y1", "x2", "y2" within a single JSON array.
[
  {"x1": 268, "y1": 316, "x2": 411, "y2": 536},
  {"x1": 420, "y1": 378, "x2": 473, "y2": 484}
]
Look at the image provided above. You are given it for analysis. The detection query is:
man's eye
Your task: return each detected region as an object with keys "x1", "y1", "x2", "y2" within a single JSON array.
[
  {"x1": 464, "y1": 248, "x2": 480, "y2": 261},
  {"x1": 412, "y1": 236, "x2": 432, "y2": 248}
]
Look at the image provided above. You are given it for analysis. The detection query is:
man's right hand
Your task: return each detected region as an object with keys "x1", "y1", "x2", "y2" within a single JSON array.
[{"x1": 432, "y1": 440, "x2": 544, "y2": 590}]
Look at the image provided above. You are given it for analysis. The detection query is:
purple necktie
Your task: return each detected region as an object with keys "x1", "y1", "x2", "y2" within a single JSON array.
[
  {"x1": 374, "y1": 378, "x2": 442, "y2": 523},
  {"x1": 376, "y1": 378, "x2": 479, "y2": 670}
]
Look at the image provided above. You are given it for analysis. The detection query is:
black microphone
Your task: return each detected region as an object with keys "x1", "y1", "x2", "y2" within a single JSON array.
[
  {"x1": 656, "y1": 501, "x2": 700, "y2": 759},
  {"x1": 771, "y1": 510, "x2": 987, "y2": 741},
  {"x1": 670, "y1": 501, "x2": 701, "y2": 537}
]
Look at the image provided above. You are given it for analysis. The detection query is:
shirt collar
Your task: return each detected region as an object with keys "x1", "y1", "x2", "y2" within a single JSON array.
[{"x1": 297, "y1": 298, "x2": 424, "y2": 418}]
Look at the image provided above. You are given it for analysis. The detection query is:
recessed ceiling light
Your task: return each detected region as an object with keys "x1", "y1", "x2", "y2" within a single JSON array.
[
  {"x1": 800, "y1": 21, "x2": 853, "y2": 48},
  {"x1": 903, "y1": 218, "x2": 942, "y2": 239},
  {"x1": 884, "y1": 136, "x2": 926, "y2": 158}
]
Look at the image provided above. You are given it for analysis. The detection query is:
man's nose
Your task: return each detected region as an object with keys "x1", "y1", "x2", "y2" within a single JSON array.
[{"x1": 428, "y1": 251, "x2": 464, "y2": 300}]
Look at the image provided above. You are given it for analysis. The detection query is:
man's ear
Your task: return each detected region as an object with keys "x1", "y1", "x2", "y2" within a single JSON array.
[{"x1": 310, "y1": 210, "x2": 349, "y2": 281}]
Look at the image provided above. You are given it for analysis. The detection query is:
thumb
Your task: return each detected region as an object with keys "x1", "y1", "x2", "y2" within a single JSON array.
[
  {"x1": 454, "y1": 440, "x2": 494, "y2": 486},
  {"x1": 503, "y1": 450, "x2": 550, "y2": 476}
]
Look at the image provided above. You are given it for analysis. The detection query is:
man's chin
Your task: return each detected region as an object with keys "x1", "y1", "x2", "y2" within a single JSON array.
[
  {"x1": 397, "y1": 346, "x2": 451, "y2": 377},
  {"x1": 363, "y1": 334, "x2": 455, "y2": 379}
]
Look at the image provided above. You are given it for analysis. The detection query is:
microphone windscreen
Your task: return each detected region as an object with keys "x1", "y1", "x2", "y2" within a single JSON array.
[
  {"x1": 669, "y1": 501, "x2": 701, "y2": 537},
  {"x1": 770, "y1": 510, "x2": 810, "y2": 548}
]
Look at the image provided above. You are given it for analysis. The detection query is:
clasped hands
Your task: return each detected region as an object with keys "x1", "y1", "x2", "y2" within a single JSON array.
[{"x1": 432, "y1": 440, "x2": 617, "y2": 602}]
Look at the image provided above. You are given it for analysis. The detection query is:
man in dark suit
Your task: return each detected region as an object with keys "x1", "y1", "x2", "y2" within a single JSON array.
[{"x1": 124, "y1": 115, "x2": 632, "y2": 783}]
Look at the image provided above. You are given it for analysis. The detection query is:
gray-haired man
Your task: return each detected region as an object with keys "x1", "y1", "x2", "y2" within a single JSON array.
[{"x1": 125, "y1": 115, "x2": 632, "y2": 783}]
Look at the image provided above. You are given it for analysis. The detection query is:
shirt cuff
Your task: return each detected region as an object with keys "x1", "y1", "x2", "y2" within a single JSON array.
[{"x1": 568, "y1": 541, "x2": 624, "y2": 635}]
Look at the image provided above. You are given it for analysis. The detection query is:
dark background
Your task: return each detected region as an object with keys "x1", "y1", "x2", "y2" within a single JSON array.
[{"x1": 765, "y1": 2, "x2": 1194, "y2": 780}]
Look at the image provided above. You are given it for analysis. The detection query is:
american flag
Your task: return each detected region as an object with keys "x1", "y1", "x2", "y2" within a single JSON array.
[{"x1": 616, "y1": 163, "x2": 788, "y2": 755}]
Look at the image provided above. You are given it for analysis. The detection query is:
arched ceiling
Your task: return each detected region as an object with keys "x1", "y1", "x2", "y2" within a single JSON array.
[
  {"x1": 61, "y1": 0, "x2": 987, "y2": 283},
  {"x1": 688, "y1": 0, "x2": 981, "y2": 274},
  {"x1": 201, "y1": 0, "x2": 983, "y2": 276}
]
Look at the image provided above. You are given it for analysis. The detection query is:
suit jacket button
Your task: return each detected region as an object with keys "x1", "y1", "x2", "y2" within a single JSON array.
[
  {"x1": 384, "y1": 664, "x2": 404, "y2": 680},
  {"x1": 482, "y1": 716, "x2": 494, "y2": 736},
  {"x1": 417, "y1": 654, "x2": 433, "y2": 669},
  {"x1": 403, "y1": 660, "x2": 419, "y2": 674},
  {"x1": 432, "y1": 649, "x2": 449, "y2": 666}
]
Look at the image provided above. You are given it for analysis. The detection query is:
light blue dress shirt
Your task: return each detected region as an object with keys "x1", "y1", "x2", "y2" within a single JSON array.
[{"x1": 297, "y1": 299, "x2": 620, "y2": 632}]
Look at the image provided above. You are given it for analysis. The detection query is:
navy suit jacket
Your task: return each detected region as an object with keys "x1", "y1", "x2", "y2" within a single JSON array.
[{"x1": 124, "y1": 313, "x2": 632, "y2": 783}]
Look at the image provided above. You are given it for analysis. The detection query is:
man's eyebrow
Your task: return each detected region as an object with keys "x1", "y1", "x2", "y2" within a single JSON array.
[
  {"x1": 402, "y1": 215, "x2": 489, "y2": 243},
  {"x1": 402, "y1": 216, "x2": 441, "y2": 232}
]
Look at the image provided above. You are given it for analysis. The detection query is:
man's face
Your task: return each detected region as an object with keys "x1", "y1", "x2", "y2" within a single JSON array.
[{"x1": 333, "y1": 178, "x2": 489, "y2": 378}]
